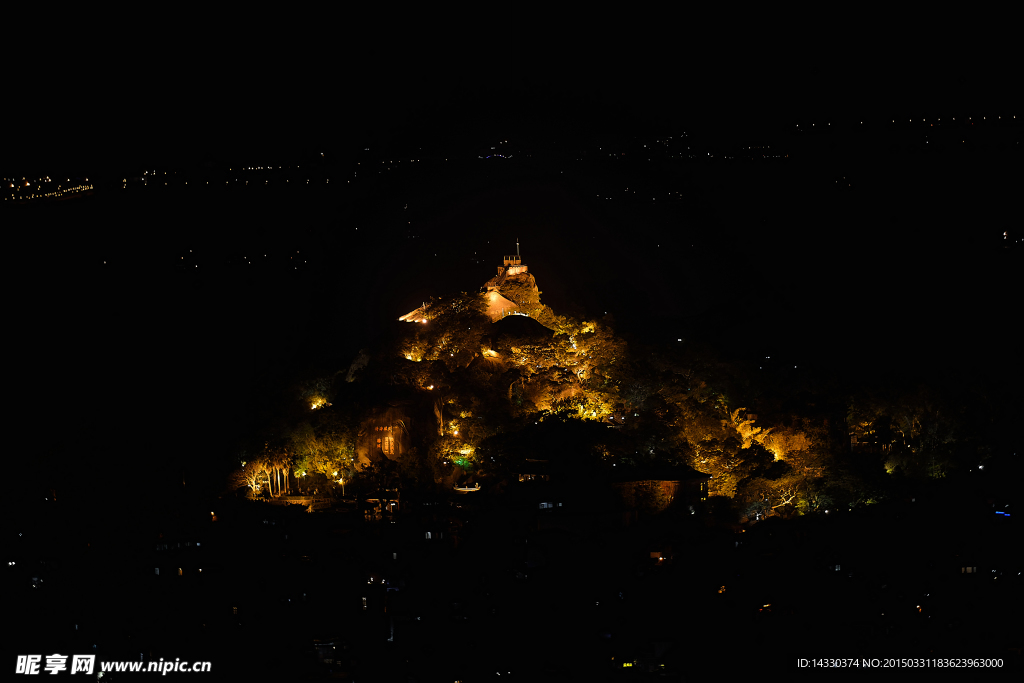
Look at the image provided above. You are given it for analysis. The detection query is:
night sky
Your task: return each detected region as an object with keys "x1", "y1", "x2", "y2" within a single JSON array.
[
  {"x1": 4, "y1": 9, "x2": 1022, "y2": 678},
  {"x1": 8, "y1": 6, "x2": 1019, "y2": 171}
]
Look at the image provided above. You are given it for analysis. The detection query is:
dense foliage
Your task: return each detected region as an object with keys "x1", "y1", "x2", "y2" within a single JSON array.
[{"x1": 226, "y1": 281, "x2": 1003, "y2": 522}]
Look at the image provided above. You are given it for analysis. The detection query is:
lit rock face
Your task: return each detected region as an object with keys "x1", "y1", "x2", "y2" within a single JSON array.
[{"x1": 484, "y1": 289, "x2": 521, "y2": 321}]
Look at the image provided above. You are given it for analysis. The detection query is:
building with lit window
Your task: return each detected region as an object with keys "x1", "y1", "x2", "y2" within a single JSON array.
[{"x1": 356, "y1": 402, "x2": 415, "y2": 466}]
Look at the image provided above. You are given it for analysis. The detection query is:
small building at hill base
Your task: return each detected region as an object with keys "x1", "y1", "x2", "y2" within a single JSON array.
[
  {"x1": 356, "y1": 402, "x2": 415, "y2": 467},
  {"x1": 612, "y1": 466, "x2": 711, "y2": 513}
]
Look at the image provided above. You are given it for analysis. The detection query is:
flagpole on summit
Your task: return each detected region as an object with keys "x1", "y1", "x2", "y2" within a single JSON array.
[{"x1": 517, "y1": 239, "x2": 520, "y2": 258}]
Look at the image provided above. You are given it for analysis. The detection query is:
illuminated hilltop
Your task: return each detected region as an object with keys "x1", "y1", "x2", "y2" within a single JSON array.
[{"x1": 400, "y1": 244, "x2": 547, "y2": 324}]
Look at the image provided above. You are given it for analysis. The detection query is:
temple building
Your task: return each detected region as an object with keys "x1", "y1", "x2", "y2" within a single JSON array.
[{"x1": 355, "y1": 403, "x2": 415, "y2": 466}]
